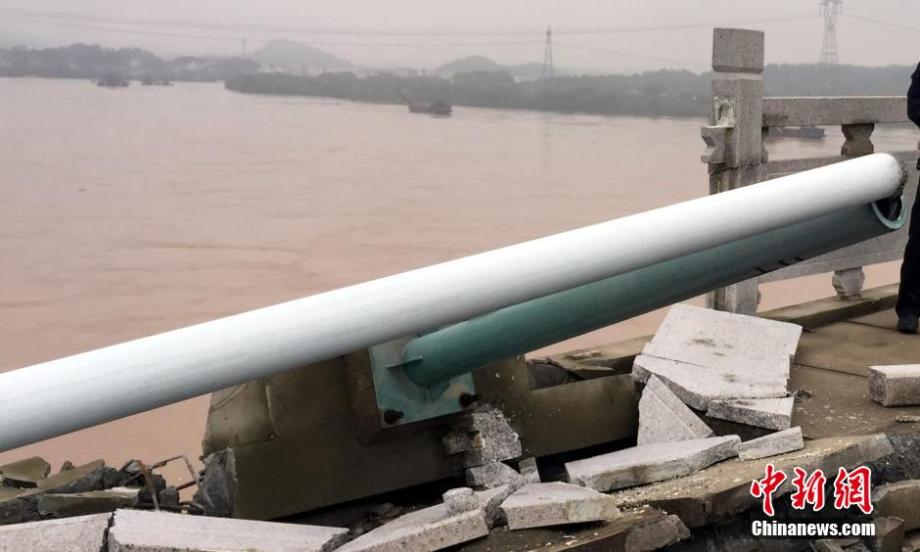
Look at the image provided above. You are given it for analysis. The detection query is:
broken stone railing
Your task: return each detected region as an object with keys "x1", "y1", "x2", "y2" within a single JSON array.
[{"x1": 702, "y1": 28, "x2": 919, "y2": 313}]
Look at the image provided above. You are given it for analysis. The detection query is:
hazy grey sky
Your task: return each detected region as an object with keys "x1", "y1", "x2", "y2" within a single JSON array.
[{"x1": 1, "y1": 0, "x2": 918, "y2": 72}]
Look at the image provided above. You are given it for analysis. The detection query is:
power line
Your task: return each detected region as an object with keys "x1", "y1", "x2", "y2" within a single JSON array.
[
  {"x1": 839, "y1": 13, "x2": 920, "y2": 36},
  {"x1": 0, "y1": 16, "x2": 544, "y2": 47},
  {"x1": 554, "y1": 41, "x2": 708, "y2": 70},
  {"x1": 0, "y1": 6, "x2": 819, "y2": 38}
]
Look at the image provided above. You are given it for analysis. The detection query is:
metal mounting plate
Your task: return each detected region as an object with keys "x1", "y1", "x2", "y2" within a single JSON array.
[{"x1": 369, "y1": 337, "x2": 475, "y2": 426}]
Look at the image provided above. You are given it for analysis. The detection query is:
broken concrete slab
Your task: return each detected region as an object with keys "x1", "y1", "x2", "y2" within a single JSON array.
[
  {"x1": 500, "y1": 482, "x2": 620, "y2": 530},
  {"x1": 457, "y1": 505, "x2": 688, "y2": 552},
  {"x1": 108, "y1": 509, "x2": 348, "y2": 552},
  {"x1": 707, "y1": 397, "x2": 795, "y2": 430},
  {"x1": 903, "y1": 531, "x2": 920, "y2": 552},
  {"x1": 869, "y1": 365, "x2": 920, "y2": 407},
  {"x1": 0, "y1": 457, "x2": 50, "y2": 488},
  {"x1": 611, "y1": 434, "x2": 894, "y2": 529},
  {"x1": 443, "y1": 406, "x2": 522, "y2": 468},
  {"x1": 565, "y1": 435, "x2": 740, "y2": 492},
  {"x1": 633, "y1": 354, "x2": 789, "y2": 410},
  {"x1": 870, "y1": 516, "x2": 905, "y2": 552},
  {"x1": 873, "y1": 480, "x2": 920, "y2": 531},
  {"x1": 337, "y1": 501, "x2": 488, "y2": 552},
  {"x1": 642, "y1": 304, "x2": 801, "y2": 370},
  {"x1": 465, "y1": 462, "x2": 524, "y2": 490},
  {"x1": 637, "y1": 376, "x2": 713, "y2": 444},
  {"x1": 0, "y1": 512, "x2": 110, "y2": 552},
  {"x1": 739, "y1": 427, "x2": 805, "y2": 461},
  {"x1": 632, "y1": 304, "x2": 797, "y2": 411},
  {"x1": 37, "y1": 487, "x2": 139, "y2": 518}
]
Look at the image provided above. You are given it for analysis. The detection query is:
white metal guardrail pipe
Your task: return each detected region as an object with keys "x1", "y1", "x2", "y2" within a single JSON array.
[{"x1": 0, "y1": 153, "x2": 904, "y2": 452}]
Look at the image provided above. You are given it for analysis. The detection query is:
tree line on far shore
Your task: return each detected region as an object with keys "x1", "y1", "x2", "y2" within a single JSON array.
[
  {"x1": 224, "y1": 64, "x2": 915, "y2": 118},
  {"x1": 1, "y1": 43, "x2": 913, "y2": 118}
]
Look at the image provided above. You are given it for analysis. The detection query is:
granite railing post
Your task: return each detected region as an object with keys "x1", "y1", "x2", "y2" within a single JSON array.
[
  {"x1": 701, "y1": 28, "x2": 766, "y2": 314},
  {"x1": 833, "y1": 123, "x2": 876, "y2": 299}
]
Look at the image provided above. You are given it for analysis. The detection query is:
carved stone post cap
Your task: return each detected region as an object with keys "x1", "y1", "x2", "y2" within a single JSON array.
[{"x1": 712, "y1": 28, "x2": 764, "y2": 74}]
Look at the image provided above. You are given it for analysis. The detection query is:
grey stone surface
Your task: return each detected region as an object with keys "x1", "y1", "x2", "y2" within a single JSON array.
[
  {"x1": 870, "y1": 516, "x2": 905, "y2": 552},
  {"x1": 500, "y1": 482, "x2": 620, "y2": 530},
  {"x1": 465, "y1": 462, "x2": 523, "y2": 490},
  {"x1": 711, "y1": 28, "x2": 764, "y2": 73},
  {"x1": 108, "y1": 509, "x2": 347, "y2": 552},
  {"x1": 0, "y1": 457, "x2": 50, "y2": 488},
  {"x1": 442, "y1": 488, "x2": 478, "y2": 516},
  {"x1": 762, "y1": 96, "x2": 909, "y2": 127},
  {"x1": 0, "y1": 513, "x2": 110, "y2": 552},
  {"x1": 707, "y1": 397, "x2": 795, "y2": 430},
  {"x1": 868, "y1": 365, "x2": 920, "y2": 407},
  {"x1": 518, "y1": 458, "x2": 540, "y2": 484},
  {"x1": 637, "y1": 376, "x2": 713, "y2": 445},
  {"x1": 739, "y1": 427, "x2": 804, "y2": 461},
  {"x1": 442, "y1": 406, "x2": 522, "y2": 467},
  {"x1": 624, "y1": 513, "x2": 690, "y2": 552},
  {"x1": 632, "y1": 304, "x2": 797, "y2": 410},
  {"x1": 37, "y1": 487, "x2": 139, "y2": 518},
  {"x1": 565, "y1": 435, "x2": 741, "y2": 492},
  {"x1": 338, "y1": 502, "x2": 488, "y2": 552},
  {"x1": 874, "y1": 480, "x2": 920, "y2": 531}
]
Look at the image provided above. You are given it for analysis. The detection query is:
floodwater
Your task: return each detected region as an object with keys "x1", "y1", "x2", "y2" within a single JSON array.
[{"x1": 0, "y1": 78, "x2": 916, "y2": 481}]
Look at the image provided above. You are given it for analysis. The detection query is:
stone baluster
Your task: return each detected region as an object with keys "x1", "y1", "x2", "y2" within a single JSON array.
[
  {"x1": 701, "y1": 28, "x2": 765, "y2": 314},
  {"x1": 832, "y1": 123, "x2": 876, "y2": 299}
]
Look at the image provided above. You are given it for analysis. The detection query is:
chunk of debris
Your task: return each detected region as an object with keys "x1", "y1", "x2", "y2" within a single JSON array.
[
  {"x1": 107, "y1": 509, "x2": 347, "y2": 552},
  {"x1": 632, "y1": 304, "x2": 798, "y2": 410},
  {"x1": 637, "y1": 376, "x2": 713, "y2": 444},
  {"x1": 193, "y1": 448, "x2": 237, "y2": 517},
  {"x1": 475, "y1": 485, "x2": 515, "y2": 528},
  {"x1": 565, "y1": 435, "x2": 740, "y2": 492},
  {"x1": 337, "y1": 500, "x2": 488, "y2": 552},
  {"x1": 896, "y1": 415, "x2": 920, "y2": 423},
  {"x1": 813, "y1": 539, "x2": 848, "y2": 552},
  {"x1": 868, "y1": 365, "x2": 920, "y2": 407},
  {"x1": 0, "y1": 512, "x2": 111, "y2": 552},
  {"x1": 37, "y1": 487, "x2": 139, "y2": 519},
  {"x1": 873, "y1": 480, "x2": 920, "y2": 531},
  {"x1": 465, "y1": 462, "x2": 524, "y2": 490},
  {"x1": 0, "y1": 457, "x2": 51, "y2": 488},
  {"x1": 903, "y1": 531, "x2": 920, "y2": 552},
  {"x1": 707, "y1": 397, "x2": 794, "y2": 430},
  {"x1": 35, "y1": 460, "x2": 114, "y2": 495},
  {"x1": 500, "y1": 482, "x2": 620, "y2": 530},
  {"x1": 870, "y1": 516, "x2": 905, "y2": 552},
  {"x1": 442, "y1": 488, "x2": 479, "y2": 516},
  {"x1": 518, "y1": 458, "x2": 540, "y2": 484},
  {"x1": 738, "y1": 427, "x2": 804, "y2": 461},
  {"x1": 442, "y1": 406, "x2": 522, "y2": 467}
]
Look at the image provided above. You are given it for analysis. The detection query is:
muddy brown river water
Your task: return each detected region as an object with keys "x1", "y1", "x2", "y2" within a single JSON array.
[{"x1": 1, "y1": 77, "x2": 916, "y2": 484}]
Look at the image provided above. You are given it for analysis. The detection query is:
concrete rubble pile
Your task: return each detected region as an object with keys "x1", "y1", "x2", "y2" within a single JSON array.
[
  {"x1": 0, "y1": 457, "x2": 181, "y2": 526},
  {"x1": 3, "y1": 305, "x2": 920, "y2": 551}
]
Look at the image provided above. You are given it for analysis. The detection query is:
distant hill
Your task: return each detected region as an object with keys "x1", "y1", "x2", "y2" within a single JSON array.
[
  {"x1": 249, "y1": 39, "x2": 353, "y2": 72},
  {"x1": 434, "y1": 55, "x2": 503, "y2": 76},
  {"x1": 434, "y1": 56, "x2": 569, "y2": 80}
]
